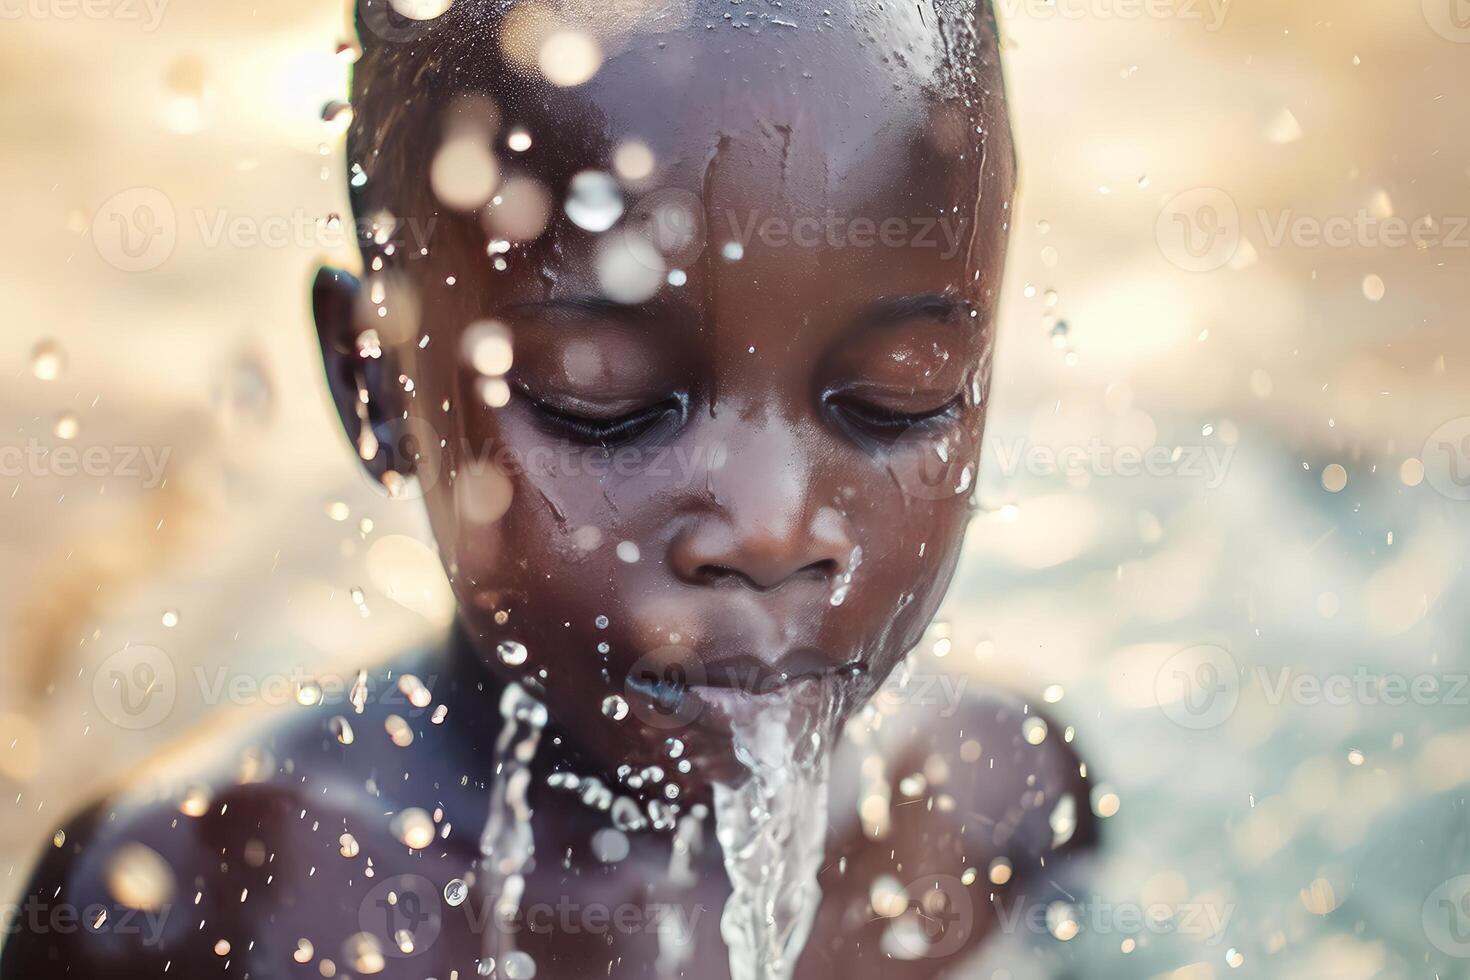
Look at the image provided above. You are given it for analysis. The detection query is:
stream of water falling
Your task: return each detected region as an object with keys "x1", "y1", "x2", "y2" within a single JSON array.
[
  {"x1": 474, "y1": 683, "x2": 547, "y2": 979},
  {"x1": 712, "y1": 681, "x2": 846, "y2": 980}
]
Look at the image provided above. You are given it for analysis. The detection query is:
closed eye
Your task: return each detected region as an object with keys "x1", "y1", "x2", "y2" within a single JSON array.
[
  {"x1": 522, "y1": 391, "x2": 686, "y2": 447},
  {"x1": 826, "y1": 393, "x2": 961, "y2": 445}
]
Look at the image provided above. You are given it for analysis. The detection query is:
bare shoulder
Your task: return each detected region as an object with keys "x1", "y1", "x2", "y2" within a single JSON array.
[
  {"x1": 875, "y1": 681, "x2": 1099, "y2": 864},
  {"x1": 0, "y1": 659, "x2": 467, "y2": 979}
]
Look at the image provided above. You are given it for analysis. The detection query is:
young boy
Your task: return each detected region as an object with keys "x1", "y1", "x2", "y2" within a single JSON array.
[{"x1": 2, "y1": 2, "x2": 1095, "y2": 977}]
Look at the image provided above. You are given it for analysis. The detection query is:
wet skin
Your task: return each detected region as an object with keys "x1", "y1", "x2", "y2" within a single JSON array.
[{"x1": 3, "y1": 3, "x2": 1097, "y2": 977}]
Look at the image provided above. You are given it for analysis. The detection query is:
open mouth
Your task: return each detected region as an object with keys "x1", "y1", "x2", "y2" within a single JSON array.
[{"x1": 624, "y1": 653, "x2": 868, "y2": 732}]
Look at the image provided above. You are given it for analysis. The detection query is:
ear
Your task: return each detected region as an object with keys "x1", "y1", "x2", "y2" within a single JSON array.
[{"x1": 311, "y1": 266, "x2": 412, "y2": 487}]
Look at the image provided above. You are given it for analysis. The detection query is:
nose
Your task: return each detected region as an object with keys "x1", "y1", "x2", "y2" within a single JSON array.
[
  {"x1": 669, "y1": 421, "x2": 856, "y2": 590},
  {"x1": 671, "y1": 504, "x2": 854, "y2": 590}
]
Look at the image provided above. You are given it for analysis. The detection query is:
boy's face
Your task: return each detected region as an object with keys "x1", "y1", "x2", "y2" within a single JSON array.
[{"x1": 317, "y1": 5, "x2": 1013, "y2": 784}]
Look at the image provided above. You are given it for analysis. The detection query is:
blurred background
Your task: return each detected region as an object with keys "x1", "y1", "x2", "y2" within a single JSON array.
[{"x1": 2, "y1": 1, "x2": 1468, "y2": 978}]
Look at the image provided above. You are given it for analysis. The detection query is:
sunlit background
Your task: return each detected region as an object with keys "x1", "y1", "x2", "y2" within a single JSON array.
[{"x1": 3, "y1": 1, "x2": 1469, "y2": 977}]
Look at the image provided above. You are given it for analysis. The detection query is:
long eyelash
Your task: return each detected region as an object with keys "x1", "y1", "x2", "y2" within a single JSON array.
[
  {"x1": 827, "y1": 394, "x2": 962, "y2": 445},
  {"x1": 837, "y1": 395, "x2": 960, "y2": 429},
  {"x1": 530, "y1": 397, "x2": 683, "y2": 447}
]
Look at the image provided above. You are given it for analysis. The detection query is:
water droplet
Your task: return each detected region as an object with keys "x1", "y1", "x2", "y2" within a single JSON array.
[
  {"x1": 564, "y1": 171, "x2": 623, "y2": 232},
  {"x1": 594, "y1": 614, "x2": 610, "y2": 630},
  {"x1": 431, "y1": 134, "x2": 498, "y2": 212},
  {"x1": 53, "y1": 412, "x2": 79, "y2": 440},
  {"x1": 667, "y1": 269, "x2": 687, "y2": 287},
  {"x1": 498, "y1": 640, "x2": 529, "y2": 667},
  {"x1": 390, "y1": 807, "x2": 436, "y2": 849},
  {"x1": 161, "y1": 609, "x2": 180, "y2": 628},
  {"x1": 339, "y1": 832, "x2": 360, "y2": 858},
  {"x1": 389, "y1": 0, "x2": 451, "y2": 19},
  {"x1": 462, "y1": 319, "x2": 514, "y2": 377},
  {"x1": 327, "y1": 715, "x2": 354, "y2": 745},
  {"x1": 296, "y1": 680, "x2": 323, "y2": 707},
  {"x1": 346, "y1": 932, "x2": 386, "y2": 975},
  {"x1": 441, "y1": 877, "x2": 471, "y2": 907},
  {"x1": 1362, "y1": 273, "x2": 1385, "y2": 302},
  {"x1": 613, "y1": 140, "x2": 655, "y2": 182},
  {"x1": 105, "y1": 842, "x2": 175, "y2": 911},
  {"x1": 501, "y1": 950, "x2": 538, "y2": 979},
  {"x1": 385, "y1": 714, "x2": 415, "y2": 747},
  {"x1": 350, "y1": 670, "x2": 369, "y2": 714},
  {"x1": 321, "y1": 99, "x2": 353, "y2": 123},
  {"x1": 721, "y1": 241, "x2": 745, "y2": 261},
  {"x1": 506, "y1": 128, "x2": 533, "y2": 152},
  {"x1": 666, "y1": 737, "x2": 685, "y2": 759},
  {"x1": 591, "y1": 828, "x2": 630, "y2": 863},
  {"x1": 538, "y1": 30, "x2": 602, "y2": 87},
  {"x1": 616, "y1": 541, "x2": 641, "y2": 563},
  {"x1": 30, "y1": 340, "x2": 65, "y2": 380},
  {"x1": 431, "y1": 704, "x2": 449, "y2": 725}
]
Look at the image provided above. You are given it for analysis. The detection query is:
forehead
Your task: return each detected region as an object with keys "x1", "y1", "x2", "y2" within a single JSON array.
[
  {"x1": 357, "y1": 3, "x2": 1014, "y2": 319},
  {"x1": 498, "y1": 10, "x2": 998, "y2": 213}
]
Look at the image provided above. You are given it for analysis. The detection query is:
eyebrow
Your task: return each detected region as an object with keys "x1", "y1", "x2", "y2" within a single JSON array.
[
  {"x1": 502, "y1": 295, "x2": 671, "y2": 325},
  {"x1": 855, "y1": 293, "x2": 968, "y2": 329}
]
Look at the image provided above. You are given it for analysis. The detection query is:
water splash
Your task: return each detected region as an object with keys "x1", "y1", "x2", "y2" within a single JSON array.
[
  {"x1": 473, "y1": 683, "x2": 547, "y2": 977},
  {"x1": 713, "y1": 681, "x2": 847, "y2": 980},
  {"x1": 657, "y1": 807, "x2": 707, "y2": 980}
]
